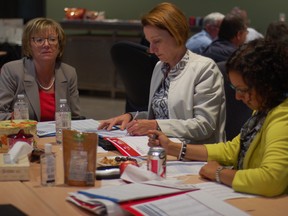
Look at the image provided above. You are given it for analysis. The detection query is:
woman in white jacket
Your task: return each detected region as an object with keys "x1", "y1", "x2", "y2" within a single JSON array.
[{"x1": 98, "y1": 2, "x2": 226, "y2": 144}]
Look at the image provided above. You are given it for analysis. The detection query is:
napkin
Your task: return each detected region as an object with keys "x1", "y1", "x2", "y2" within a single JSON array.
[
  {"x1": 8, "y1": 141, "x2": 33, "y2": 163},
  {"x1": 120, "y1": 164, "x2": 163, "y2": 183}
]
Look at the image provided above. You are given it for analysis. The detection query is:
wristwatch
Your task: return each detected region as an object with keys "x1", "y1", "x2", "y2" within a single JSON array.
[{"x1": 215, "y1": 166, "x2": 225, "y2": 183}]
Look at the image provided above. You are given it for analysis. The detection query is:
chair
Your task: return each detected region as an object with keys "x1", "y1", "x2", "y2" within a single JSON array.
[
  {"x1": 217, "y1": 61, "x2": 252, "y2": 141},
  {"x1": 110, "y1": 41, "x2": 159, "y2": 112}
]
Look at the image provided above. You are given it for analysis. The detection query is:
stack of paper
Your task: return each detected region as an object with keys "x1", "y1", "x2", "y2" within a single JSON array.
[{"x1": 66, "y1": 181, "x2": 250, "y2": 216}]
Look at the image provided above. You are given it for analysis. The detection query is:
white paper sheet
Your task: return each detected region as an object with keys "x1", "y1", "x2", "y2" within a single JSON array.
[
  {"x1": 78, "y1": 183, "x2": 192, "y2": 203},
  {"x1": 131, "y1": 190, "x2": 249, "y2": 216},
  {"x1": 37, "y1": 119, "x2": 126, "y2": 137},
  {"x1": 194, "y1": 182, "x2": 256, "y2": 200},
  {"x1": 166, "y1": 161, "x2": 206, "y2": 177}
]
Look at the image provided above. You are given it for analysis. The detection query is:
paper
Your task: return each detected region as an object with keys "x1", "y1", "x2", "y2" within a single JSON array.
[
  {"x1": 37, "y1": 119, "x2": 126, "y2": 137},
  {"x1": 120, "y1": 165, "x2": 163, "y2": 183},
  {"x1": 166, "y1": 161, "x2": 206, "y2": 177},
  {"x1": 106, "y1": 136, "x2": 150, "y2": 156},
  {"x1": 8, "y1": 141, "x2": 33, "y2": 163},
  {"x1": 67, "y1": 192, "x2": 125, "y2": 216},
  {"x1": 77, "y1": 183, "x2": 193, "y2": 203},
  {"x1": 194, "y1": 182, "x2": 256, "y2": 200},
  {"x1": 128, "y1": 190, "x2": 249, "y2": 216}
]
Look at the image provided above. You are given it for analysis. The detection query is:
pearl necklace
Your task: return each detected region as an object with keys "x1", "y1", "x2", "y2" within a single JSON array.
[{"x1": 37, "y1": 76, "x2": 55, "y2": 91}]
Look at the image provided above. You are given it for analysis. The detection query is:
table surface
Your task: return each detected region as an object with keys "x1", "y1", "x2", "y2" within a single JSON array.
[{"x1": 1, "y1": 136, "x2": 288, "y2": 216}]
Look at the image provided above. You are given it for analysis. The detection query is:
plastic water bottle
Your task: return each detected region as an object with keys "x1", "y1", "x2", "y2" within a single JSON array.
[
  {"x1": 40, "y1": 143, "x2": 56, "y2": 186},
  {"x1": 13, "y1": 94, "x2": 29, "y2": 120},
  {"x1": 55, "y1": 99, "x2": 71, "y2": 145}
]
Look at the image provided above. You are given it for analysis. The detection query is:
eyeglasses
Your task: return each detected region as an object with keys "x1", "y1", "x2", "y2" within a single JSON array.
[
  {"x1": 230, "y1": 84, "x2": 250, "y2": 95},
  {"x1": 31, "y1": 36, "x2": 58, "y2": 46}
]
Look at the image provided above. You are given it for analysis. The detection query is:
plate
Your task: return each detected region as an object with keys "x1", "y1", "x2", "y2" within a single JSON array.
[{"x1": 97, "y1": 156, "x2": 144, "y2": 167}]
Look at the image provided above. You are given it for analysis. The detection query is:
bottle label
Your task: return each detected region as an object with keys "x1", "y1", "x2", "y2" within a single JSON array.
[
  {"x1": 14, "y1": 107, "x2": 29, "y2": 120},
  {"x1": 55, "y1": 112, "x2": 71, "y2": 129},
  {"x1": 68, "y1": 150, "x2": 88, "y2": 181},
  {"x1": 41, "y1": 154, "x2": 56, "y2": 186}
]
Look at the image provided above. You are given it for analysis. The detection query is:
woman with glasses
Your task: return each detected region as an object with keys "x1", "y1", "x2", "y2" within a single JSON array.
[
  {"x1": 148, "y1": 39, "x2": 288, "y2": 197},
  {"x1": 0, "y1": 17, "x2": 80, "y2": 121}
]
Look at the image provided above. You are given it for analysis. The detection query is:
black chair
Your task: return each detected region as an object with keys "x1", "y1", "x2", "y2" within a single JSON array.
[
  {"x1": 217, "y1": 61, "x2": 252, "y2": 141},
  {"x1": 110, "y1": 41, "x2": 159, "y2": 112}
]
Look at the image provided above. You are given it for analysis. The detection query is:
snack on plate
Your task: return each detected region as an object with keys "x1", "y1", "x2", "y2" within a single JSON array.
[
  {"x1": 99, "y1": 156, "x2": 138, "y2": 166},
  {"x1": 0, "y1": 120, "x2": 37, "y2": 153}
]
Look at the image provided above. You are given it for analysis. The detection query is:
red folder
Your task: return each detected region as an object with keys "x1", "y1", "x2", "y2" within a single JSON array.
[{"x1": 105, "y1": 137, "x2": 141, "y2": 156}]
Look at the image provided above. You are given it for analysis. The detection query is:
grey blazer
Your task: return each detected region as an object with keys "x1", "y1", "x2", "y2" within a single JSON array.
[{"x1": 0, "y1": 57, "x2": 81, "y2": 121}]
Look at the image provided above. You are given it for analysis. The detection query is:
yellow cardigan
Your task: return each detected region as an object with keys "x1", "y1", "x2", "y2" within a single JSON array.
[{"x1": 205, "y1": 98, "x2": 288, "y2": 197}]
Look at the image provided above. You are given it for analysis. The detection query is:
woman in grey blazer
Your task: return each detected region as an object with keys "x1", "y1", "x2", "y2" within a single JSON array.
[{"x1": 0, "y1": 18, "x2": 80, "y2": 121}]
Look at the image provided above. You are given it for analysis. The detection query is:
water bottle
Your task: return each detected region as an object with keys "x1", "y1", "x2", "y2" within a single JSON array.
[
  {"x1": 13, "y1": 94, "x2": 29, "y2": 120},
  {"x1": 55, "y1": 99, "x2": 71, "y2": 145},
  {"x1": 40, "y1": 143, "x2": 56, "y2": 186}
]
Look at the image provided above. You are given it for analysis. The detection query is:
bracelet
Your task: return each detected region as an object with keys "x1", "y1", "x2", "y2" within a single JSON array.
[
  {"x1": 215, "y1": 166, "x2": 225, "y2": 183},
  {"x1": 156, "y1": 123, "x2": 161, "y2": 131},
  {"x1": 178, "y1": 141, "x2": 187, "y2": 161}
]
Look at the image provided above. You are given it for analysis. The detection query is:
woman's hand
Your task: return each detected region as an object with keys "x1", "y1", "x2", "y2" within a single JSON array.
[
  {"x1": 199, "y1": 161, "x2": 221, "y2": 181},
  {"x1": 126, "y1": 120, "x2": 158, "y2": 136},
  {"x1": 199, "y1": 161, "x2": 235, "y2": 186},
  {"x1": 147, "y1": 130, "x2": 173, "y2": 151},
  {"x1": 97, "y1": 113, "x2": 132, "y2": 131}
]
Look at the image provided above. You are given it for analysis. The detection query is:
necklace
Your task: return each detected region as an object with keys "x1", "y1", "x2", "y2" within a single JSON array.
[{"x1": 37, "y1": 76, "x2": 55, "y2": 91}]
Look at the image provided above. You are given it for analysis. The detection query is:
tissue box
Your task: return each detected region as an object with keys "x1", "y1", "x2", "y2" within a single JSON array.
[
  {"x1": 0, "y1": 154, "x2": 30, "y2": 181},
  {"x1": 0, "y1": 120, "x2": 37, "y2": 153}
]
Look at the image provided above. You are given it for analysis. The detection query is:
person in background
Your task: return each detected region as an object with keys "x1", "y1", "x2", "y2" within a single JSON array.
[
  {"x1": 98, "y1": 2, "x2": 226, "y2": 144},
  {"x1": 186, "y1": 12, "x2": 225, "y2": 54},
  {"x1": 230, "y1": 6, "x2": 263, "y2": 42},
  {"x1": 148, "y1": 39, "x2": 288, "y2": 197},
  {"x1": 202, "y1": 13, "x2": 248, "y2": 63},
  {"x1": 0, "y1": 17, "x2": 81, "y2": 121},
  {"x1": 265, "y1": 20, "x2": 288, "y2": 42}
]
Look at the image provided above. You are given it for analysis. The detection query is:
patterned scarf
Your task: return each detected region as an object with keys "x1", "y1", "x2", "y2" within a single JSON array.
[
  {"x1": 237, "y1": 111, "x2": 267, "y2": 170},
  {"x1": 151, "y1": 51, "x2": 189, "y2": 119}
]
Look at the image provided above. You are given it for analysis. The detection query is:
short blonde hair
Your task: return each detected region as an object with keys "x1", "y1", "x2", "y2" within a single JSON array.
[
  {"x1": 22, "y1": 17, "x2": 66, "y2": 61},
  {"x1": 141, "y1": 2, "x2": 189, "y2": 47}
]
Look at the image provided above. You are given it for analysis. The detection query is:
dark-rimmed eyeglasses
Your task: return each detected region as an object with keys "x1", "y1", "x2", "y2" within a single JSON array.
[
  {"x1": 31, "y1": 36, "x2": 58, "y2": 46},
  {"x1": 230, "y1": 84, "x2": 250, "y2": 95}
]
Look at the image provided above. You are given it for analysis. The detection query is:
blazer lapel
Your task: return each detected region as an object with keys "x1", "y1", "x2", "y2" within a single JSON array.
[
  {"x1": 23, "y1": 58, "x2": 41, "y2": 121},
  {"x1": 54, "y1": 64, "x2": 67, "y2": 108}
]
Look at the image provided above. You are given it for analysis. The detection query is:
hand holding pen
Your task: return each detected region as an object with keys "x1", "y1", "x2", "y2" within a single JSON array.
[{"x1": 126, "y1": 111, "x2": 139, "y2": 135}]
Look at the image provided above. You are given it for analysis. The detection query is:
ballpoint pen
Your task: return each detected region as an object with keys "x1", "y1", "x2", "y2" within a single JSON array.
[
  {"x1": 132, "y1": 111, "x2": 139, "y2": 121},
  {"x1": 127, "y1": 111, "x2": 139, "y2": 135}
]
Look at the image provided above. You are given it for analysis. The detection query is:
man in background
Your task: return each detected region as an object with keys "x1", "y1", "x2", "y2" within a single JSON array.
[
  {"x1": 202, "y1": 13, "x2": 247, "y2": 63},
  {"x1": 230, "y1": 6, "x2": 263, "y2": 42},
  {"x1": 186, "y1": 12, "x2": 224, "y2": 54}
]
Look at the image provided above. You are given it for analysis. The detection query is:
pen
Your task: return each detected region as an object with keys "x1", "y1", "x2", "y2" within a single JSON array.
[
  {"x1": 127, "y1": 111, "x2": 139, "y2": 135},
  {"x1": 132, "y1": 111, "x2": 139, "y2": 121}
]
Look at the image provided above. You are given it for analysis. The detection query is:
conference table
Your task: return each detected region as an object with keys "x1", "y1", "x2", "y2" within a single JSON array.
[{"x1": 1, "y1": 136, "x2": 288, "y2": 215}]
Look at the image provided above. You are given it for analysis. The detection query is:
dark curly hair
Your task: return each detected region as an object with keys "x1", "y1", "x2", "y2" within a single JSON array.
[{"x1": 226, "y1": 38, "x2": 288, "y2": 111}]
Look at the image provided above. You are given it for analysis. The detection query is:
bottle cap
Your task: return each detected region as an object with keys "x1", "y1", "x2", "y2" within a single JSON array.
[
  {"x1": 44, "y1": 143, "x2": 52, "y2": 154},
  {"x1": 60, "y1": 99, "x2": 67, "y2": 103},
  {"x1": 17, "y1": 94, "x2": 25, "y2": 99}
]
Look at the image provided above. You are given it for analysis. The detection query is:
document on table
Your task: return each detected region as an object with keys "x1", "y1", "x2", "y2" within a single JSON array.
[
  {"x1": 36, "y1": 119, "x2": 126, "y2": 137},
  {"x1": 106, "y1": 136, "x2": 150, "y2": 156},
  {"x1": 127, "y1": 190, "x2": 249, "y2": 216},
  {"x1": 166, "y1": 161, "x2": 206, "y2": 177},
  {"x1": 37, "y1": 119, "x2": 179, "y2": 156},
  {"x1": 77, "y1": 183, "x2": 194, "y2": 203},
  {"x1": 194, "y1": 182, "x2": 256, "y2": 200}
]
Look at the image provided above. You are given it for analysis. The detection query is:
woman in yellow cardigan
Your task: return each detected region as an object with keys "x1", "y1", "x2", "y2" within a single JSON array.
[{"x1": 148, "y1": 38, "x2": 288, "y2": 197}]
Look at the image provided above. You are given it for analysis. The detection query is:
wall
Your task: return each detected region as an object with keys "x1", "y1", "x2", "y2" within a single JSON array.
[{"x1": 47, "y1": 0, "x2": 288, "y2": 34}]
